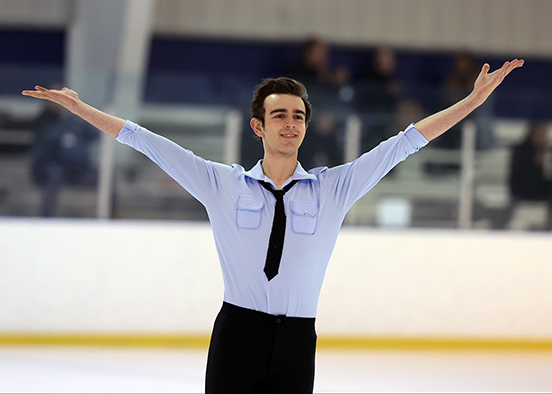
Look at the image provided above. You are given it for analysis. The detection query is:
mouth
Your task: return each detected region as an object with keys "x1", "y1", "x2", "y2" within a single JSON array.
[{"x1": 281, "y1": 133, "x2": 298, "y2": 139}]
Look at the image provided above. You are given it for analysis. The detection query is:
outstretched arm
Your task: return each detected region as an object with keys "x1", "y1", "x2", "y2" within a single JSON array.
[
  {"x1": 22, "y1": 86, "x2": 125, "y2": 138},
  {"x1": 415, "y1": 59, "x2": 524, "y2": 141}
]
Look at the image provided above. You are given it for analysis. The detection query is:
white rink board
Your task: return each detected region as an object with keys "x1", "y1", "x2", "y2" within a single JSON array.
[{"x1": 1, "y1": 218, "x2": 551, "y2": 338}]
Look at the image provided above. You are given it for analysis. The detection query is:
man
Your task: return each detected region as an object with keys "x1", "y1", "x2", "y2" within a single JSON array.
[{"x1": 23, "y1": 58, "x2": 523, "y2": 393}]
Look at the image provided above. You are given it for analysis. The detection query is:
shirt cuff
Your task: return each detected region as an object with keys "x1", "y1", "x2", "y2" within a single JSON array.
[
  {"x1": 115, "y1": 120, "x2": 139, "y2": 144},
  {"x1": 404, "y1": 123, "x2": 429, "y2": 148}
]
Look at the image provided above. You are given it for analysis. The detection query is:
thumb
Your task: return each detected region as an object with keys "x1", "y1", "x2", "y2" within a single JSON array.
[{"x1": 481, "y1": 63, "x2": 491, "y2": 75}]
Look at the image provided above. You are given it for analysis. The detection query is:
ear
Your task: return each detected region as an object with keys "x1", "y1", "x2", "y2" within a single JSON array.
[{"x1": 250, "y1": 118, "x2": 264, "y2": 138}]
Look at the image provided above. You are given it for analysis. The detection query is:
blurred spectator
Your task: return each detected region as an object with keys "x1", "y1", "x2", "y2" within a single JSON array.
[
  {"x1": 357, "y1": 47, "x2": 401, "y2": 113},
  {"x1": 289, "y1": 37, "x2": 351, "y2": 89},
  {"x1": 434, "y1": 51, "x2": 496, "y2": 150},
  {"x1": 30, "y1": 87, "x2": 98, "y2": 217},
  {"x1": 287, "y1": 38, "x2": 349, "y2": 170},
  {"x1": 507, "y1": 121, "x2": 552, "y2": 229},
  {"x1": 357, "y1": 47, "x2": 422, "y2": 152},
  {"x1": 298, "y1": 111, "x2": 343, "y2": 170}
]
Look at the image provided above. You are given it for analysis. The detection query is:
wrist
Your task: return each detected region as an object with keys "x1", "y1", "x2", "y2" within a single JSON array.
[
  {"x1": 68, "y1": 98, "x2": 85, "y2": 116},
  {"x1": 466, "y1": 91, "x2": 484, "y2": 110}
]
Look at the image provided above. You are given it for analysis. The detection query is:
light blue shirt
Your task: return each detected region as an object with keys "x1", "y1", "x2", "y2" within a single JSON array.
[{"x1": 117, "y1": 120, "x2": 428, "y2": 317}]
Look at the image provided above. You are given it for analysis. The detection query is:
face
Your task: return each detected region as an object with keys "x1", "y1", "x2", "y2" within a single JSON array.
[
  {"x1": 306, "y1": 41, "x2": 330, "y2": 66},
  {"x1": 375, "y1": 48, "x2": 396, "y2": 75},
  {"x1": 250, "y1": 94, "x2": 308, "y2": 158}
]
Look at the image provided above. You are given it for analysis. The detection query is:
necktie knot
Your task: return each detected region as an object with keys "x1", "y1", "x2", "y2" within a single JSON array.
[
  {"x1": 259, "y1": 180, "x2": 298, "y2": 199},
  {"x1": 272, "y1": 190, "x2": 285, "y2": 200}
]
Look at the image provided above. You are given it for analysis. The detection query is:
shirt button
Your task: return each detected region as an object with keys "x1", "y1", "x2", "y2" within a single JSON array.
[{"x1": 276, "y1": 318, "x2": 282, "y2": 323}]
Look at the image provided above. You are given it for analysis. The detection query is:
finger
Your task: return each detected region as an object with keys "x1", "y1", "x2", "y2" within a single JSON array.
[
  {"x1": 499, "y1": 61, "x2": 511, "y2": 77},
  {"x1": 21, "y1": 90, "x2": 37, "y2": 97},
  {"x1": 22, "y1": 91, "x2": 46, "y2": 99},
  {"x1": 502, "y1": 59, "x2": 524, "y2": 77},
  {"x1": 512, "y1": 59, "x2": 524, "y2": 68},
  {"x1": 22, "y1": 86, "x2": 43, "y2": 94},
  {"x1": 22, "y1": 85, "x2": 49, "y2": 97},
  {"x1": 475, "y1": 63, "x2": 491, "y2": 82},
  {"x1": 488, "y1": 60, "x2": 518, "y2": 80},
  {"x1": 504, "y1": 59, "x2": 524, "y2": 71},
  {"x1": 481, "y1": 63, "x2": 491, "y2": 75}
]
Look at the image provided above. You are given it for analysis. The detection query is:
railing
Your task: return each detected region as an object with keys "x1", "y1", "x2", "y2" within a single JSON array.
[{"x1": 0, "y1": 94, "x2": 548, "y2": 230}]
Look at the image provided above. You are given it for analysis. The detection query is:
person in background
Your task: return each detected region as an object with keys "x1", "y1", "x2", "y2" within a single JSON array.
[
  {"x1": 297, "y1": 110, "x2": 343, "y2": 169},
  {"x1": 30, "y1": 84, "x2": 98, "y2": 216},
  {"x1": 289, "y1": 37, "x2": 350, "y2": 170},
  {"x1": 357, "y1": 47, "x2": 405, "y2": 152},
  {"x1": 435, "y1": 51, "x2": 496, "y2": 151},
  {"x1": 290, "y1": 37, "x2": 350, "y2": 89},
  {"x1": 359, "y1": 47, "x2": 401, "y2": 112},
  {"x1": 508, "y1": 121, "x2": 552, "y2": 229}
]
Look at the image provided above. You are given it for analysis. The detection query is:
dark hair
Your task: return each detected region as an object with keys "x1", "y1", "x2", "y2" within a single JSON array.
[{"x1": 251, "y1": 77, "x2": 312, "y2": 125}]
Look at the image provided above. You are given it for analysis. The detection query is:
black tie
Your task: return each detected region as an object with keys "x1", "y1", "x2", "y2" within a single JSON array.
[{"x1": 258, "y1": 179, "x2": 299, "y2": 281}]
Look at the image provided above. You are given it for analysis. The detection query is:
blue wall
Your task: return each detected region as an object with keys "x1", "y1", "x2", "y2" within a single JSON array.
[{"x1": 1, "y1": 29, "x2": 550, "y2": 119}]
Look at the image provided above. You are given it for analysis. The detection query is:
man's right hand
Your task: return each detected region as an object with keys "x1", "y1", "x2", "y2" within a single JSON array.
[
  {"x1": 22, "y1": 85, "x2": 125, "y2": 139},
  {"x1": 22, "y1": 86, "x2": 81, "y2": 113}
]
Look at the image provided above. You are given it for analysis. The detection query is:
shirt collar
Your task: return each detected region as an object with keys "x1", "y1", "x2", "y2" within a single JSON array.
[{"x1": 243, "y1": 160, "x2": 316, "y2": 187}]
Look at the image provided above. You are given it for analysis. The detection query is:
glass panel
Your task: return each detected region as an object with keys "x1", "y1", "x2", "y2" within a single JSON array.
[{"x1": 3, "y1": 68, "x2": 550, "y2": 231}]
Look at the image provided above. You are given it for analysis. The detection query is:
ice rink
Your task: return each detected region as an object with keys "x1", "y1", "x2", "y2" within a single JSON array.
[{"x1": 1, "y1": 346, "x2": 552, "y2": 393}]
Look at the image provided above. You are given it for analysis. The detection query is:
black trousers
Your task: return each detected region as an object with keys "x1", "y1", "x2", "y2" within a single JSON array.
[{"x1": 205, "y1": 302, "x2": 317, "y2": 394}]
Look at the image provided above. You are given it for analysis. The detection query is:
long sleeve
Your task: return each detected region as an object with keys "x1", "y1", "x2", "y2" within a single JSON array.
[
  {"x1": 116, "y1": 120, "x2": 232, "y2": 205},
  {"x1": 320, "y1": 123, "x2": 428, "y2": 212}
]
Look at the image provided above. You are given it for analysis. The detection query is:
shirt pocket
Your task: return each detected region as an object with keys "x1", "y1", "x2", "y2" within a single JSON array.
[
  {"x1": 236, "y1": 196, "x2": 265, "y2": 230},
  {"x1": 291, "y1": 201, "x2": 319, "y2": 235}
]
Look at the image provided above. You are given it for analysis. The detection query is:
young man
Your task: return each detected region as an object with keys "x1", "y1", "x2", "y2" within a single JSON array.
[{"x1": 23, "y1": 58, "x2": 523, "y2": 393}]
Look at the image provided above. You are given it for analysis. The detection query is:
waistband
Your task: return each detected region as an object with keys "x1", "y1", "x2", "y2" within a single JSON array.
[{"x1": 220, "y1": 302, "x2": 315, "y2": 329}]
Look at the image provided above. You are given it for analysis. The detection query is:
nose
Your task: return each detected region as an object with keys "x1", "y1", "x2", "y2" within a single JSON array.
[{"x1": 285, "y1": 120, "x2": 296, "y2": 128}]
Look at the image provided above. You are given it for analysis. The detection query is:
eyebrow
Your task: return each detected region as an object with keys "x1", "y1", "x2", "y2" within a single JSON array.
[{"x1": 269, "y1": 108, "x2": 306, "y2": 116}]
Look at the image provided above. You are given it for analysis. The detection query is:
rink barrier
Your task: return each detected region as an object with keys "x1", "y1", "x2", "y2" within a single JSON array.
[{"x1": 1, "y1": 334, "x2": 552, "y2": 351}]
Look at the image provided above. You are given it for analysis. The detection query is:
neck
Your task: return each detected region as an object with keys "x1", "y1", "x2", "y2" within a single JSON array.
[{"x1": 261, "y1": 154, "x2": 298, "y2": 190}]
